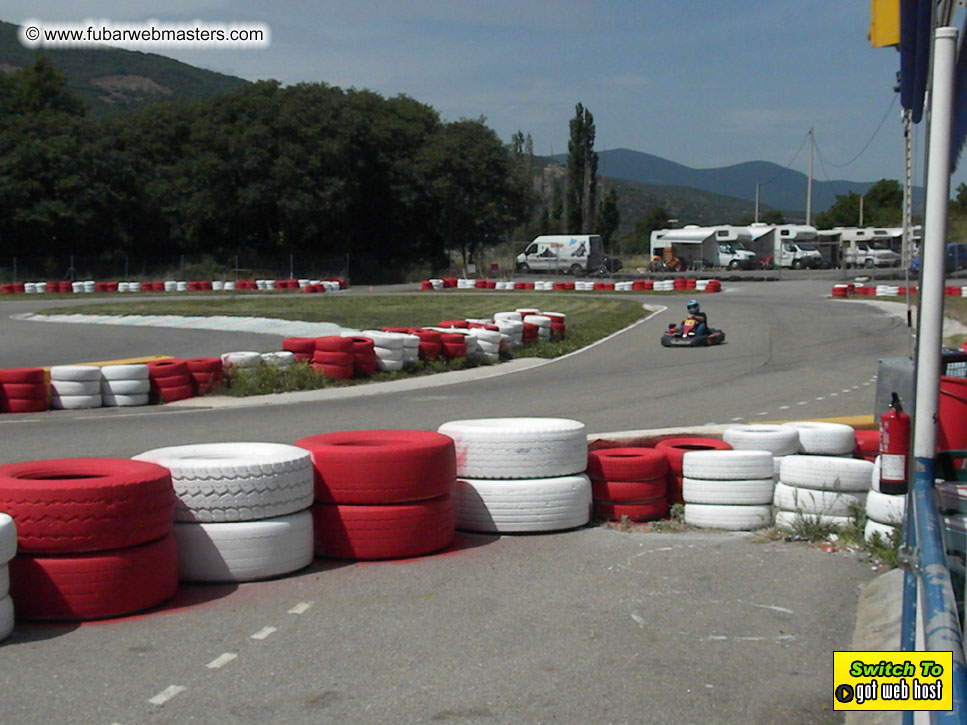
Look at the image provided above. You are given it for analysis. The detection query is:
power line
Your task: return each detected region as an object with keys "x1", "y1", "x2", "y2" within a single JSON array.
[
  {"x1": 818, "y1": 91, "x2": 899, "y2": 169},
  {"x1": 759, "y1": 131, "x2": 810, "y2": 187}
]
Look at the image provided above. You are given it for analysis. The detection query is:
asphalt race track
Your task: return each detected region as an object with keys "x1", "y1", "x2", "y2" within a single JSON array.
[{"x1": 0, "y1": 279, "x2": 914, "y2": 724}]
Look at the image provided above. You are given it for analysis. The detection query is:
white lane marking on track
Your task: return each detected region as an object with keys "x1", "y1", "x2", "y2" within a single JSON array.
[
  {"x1": 206, "y1": 653, "x2": 237, "y2": 669},
  {"x1": 842, "y1": 389, "x2": 852, "y2": 393},
  {"x1": 250, "y1": 626, "x2": 277, "y2": 640},
  {"x1": 751, "y1": 603, "x2": 795, "y2": 615},
  {"x1": 830, "y1": 393, "x2": 838, "y2": 397},
  {"x1": 797, "y1": 401, "x2": 808, "y2": 405},
  {"x1": 815, "y1": 396, "x2": 825, "y2": 401},
  {"x1": 149, "y1": 685, "x2": 186, "y2": 705},
  {"x1": 288, "y1": 601, "x2": 313, "y2": 615},
  {"x1": 730, "y1": 417, "x2": 743, "y2": 422},
  {"x1": 756, "y1": 411, "x2": 768, "y2": 416},
  {"x1": 630, "y1": 611, "x2": 646, "y2": 628},
  {"x1": 779, "y1": 405, "x2": 790, "y2": 410}
]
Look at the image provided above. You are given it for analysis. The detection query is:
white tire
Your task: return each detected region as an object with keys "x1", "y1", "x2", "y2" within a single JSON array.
[
  {"x1": 221, "y1": 351, "x2": 262, "y2": 368},
  {"x1": 101, "y1": 378, "x2": 151, "y2": 395},
  {"x1": 374, "y1": 346, "x2": 404, "y2": 362},
  {"x1": 359, "y1": 330, "x2": 404, "y2": 349},
  {"x1": 377, "y1": 358, "x2": 405, "y2": 372},
  {"x1": 778, "y1": 455, "x2": 873, "y2": 492},
  {"x1": 494, "y1": 311, "x2": 523, "y2": 322},
  {"x1": 132, "y1": 442, "x2": 314, "y2": 522},
  {"x1": 50, "y1": 379, "x2": 101, "y2": 396},
  {"x1": 454, "y1": 475, "x2": 591, "y2": 533},
  {"x1": 682, "y1": 477, "x2": 775, "y2": 505},
  {"x1": 865, "y1": 519, "x2": 899, "y2": 543},
  {"x1": 774, "y1": 510, "x2": 854, "y2": 530},
  {"x1": 261, "y1": 351, "x2": 295, "y2": 367},
  {"x1": 49, "y1": 365, "x2": 101, "y2": 381},
  {"x1": 475, "y1": 339, "x2": 500, "y2": 355},
  {"x1": 683, "y1": 503, "x2": 772, "y2": 531},
  {"x1": 437, "y1": 418, "x2": 587, "y2": 479},
  {"x1": 102, "y1": 393, "x2": 150, "y2": 407},
  {"x1": 473, "y1": 328, "x2": 502, "y2": 344},
  {"x1": 780, "y1": 421, "x2": 855, "y2": 455},
  {"x1": 0, "y1": 564, "x2": 7, "y2": 599},
  {"x1": 773, "y1": 482, "x2": 866, "y2": 517},
  {"x1": 50, "y1": 393, "x2": 102, "y2": 410},
  {"x1": 866, "y1": 489, "x2": 906, "y2": 525},
  {"x1": 722, "y1": 425, "x2": 799, "y2": 456},
  {"x1": 681, "y1": 450, "x2": 774, "y2": 481},
  {"x1": 0, "y1": 514, "x2": 16, "y2": 563},
  {"x1": 173, "y1": 510, "x2": 314, "y2": 583},
  {"x1": 0, "y1": 595, "x2": 12, "y2": 642},
  {"x1": 100, "y1": 364, "x2": 149, "y2": 380}
]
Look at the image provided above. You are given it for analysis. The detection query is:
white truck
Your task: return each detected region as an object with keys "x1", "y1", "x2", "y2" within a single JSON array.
[{"x1": 515, "y1": 235, "x2": 604, "y2": 275}]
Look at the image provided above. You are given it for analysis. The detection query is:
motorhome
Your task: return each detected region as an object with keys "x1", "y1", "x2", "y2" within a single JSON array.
[
  {"x1": 827, "y1": 227, "x2": 902, "y2": 268},
  {"x1": 649, "y1": 225, "x2": 756, "y2": 270},
  {"x1": 515, "y1": 235, "x2": 604, "y2": 275},
  {"x1": 747, "y1": 224, "x2": 823, "y2": 269}
]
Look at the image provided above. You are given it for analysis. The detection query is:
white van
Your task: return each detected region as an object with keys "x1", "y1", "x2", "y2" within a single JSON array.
[
  {"x1": 516, "y1": 235, "x2": 604, "y2": 275},
  {"x1": 835, "y1": 228, "x2": 901, "y2": 268}
]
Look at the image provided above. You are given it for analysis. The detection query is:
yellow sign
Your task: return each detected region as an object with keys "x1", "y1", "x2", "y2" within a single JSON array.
[
  {"x1": 833, "y1": 651, "x2": 953, "y2": 711},
  {"x1": 869, "y1": 0, "x2": 900, "y2": 48}
]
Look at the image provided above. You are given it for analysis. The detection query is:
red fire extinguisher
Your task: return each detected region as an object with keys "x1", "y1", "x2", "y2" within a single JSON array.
[{"x1": 879, "y1": 392, "x2": 910, "y2": 495}]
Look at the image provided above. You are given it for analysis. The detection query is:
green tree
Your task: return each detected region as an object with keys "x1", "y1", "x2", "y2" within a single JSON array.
[
  {"x1": 597, "y1": 188, "x2": 620, "y2": 246},
  {"x1": 566, "y1": 103, "x2": 597, "y2": 233},
  {"x1": 955, "y1": 182, "x2": 967, "y2": 212},
  {"x1": 816, "y1": 179, "x2": 902, "y2": 228},
  {"x1": 622, "y1": 206, "x2": 671, "y2": 254}
]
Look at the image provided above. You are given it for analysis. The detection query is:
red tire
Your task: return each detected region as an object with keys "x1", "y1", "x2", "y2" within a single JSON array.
[
  {"x1": 315, "y1": 337, "x2": 354, "y2": 353},
  {"x1": 442, "y1": 342, "x2": 467, "y2": 359},
  {"x1": 147, "y1": 359, "x2": 188, "y2": 378},
  {"x1": 312, "y1": 363, "x2": 354, "y2": 380},
  {"x1": 0, "y1": 368, "x2": 45, "y2": 384},
  {"x1": 344, "y1": 337, "x2": 375, "y2": 354},
  {"x1": 655, "y1": 437, "x2": 732, "y2": 475},
  {"x1": 416, "y1": 330, "x2": 442, "y2": 343},
  {"x1": 591, "y1": 477, "x2": 667, "y2": 502},
  {"x1": 1, "y1": 382, "x2": 48, "y2": 399},
  {"x1": 419, "y1": 341, "x2": 442, "y2": 360},
  {"x1": 186, "y1": 357, "x2": 222, "y2": 374},
  {"x1": 0, "y1": 398, "x2": 48, "y2": 413},
  {"x1": 157, "y1": 384, "x2": 194, "y2": 402},
  {"x1": 282, "y1": 338, "x2": 317, "y2": 355},
  {"x1": 666, "y1": 474, "x2": 685, "y2": 505},
  {"x1": 587, "y1": 448, "x2": 668, "y2": 481},
  {"x1": 0, "y1": 458, "x2": 174, "y2": 554},
  {"x1": 438, "y1": 320, "x2": 469, "y2": 329},
  {"x1": 9, "y1": 533, "x2": 178, "y2": 620},
  {"x1": 593, "y1": 498, "x2": 668, "y2": 523},
  {"x1": 313, "y1": 351, "x2": 354, "y2": 366},
  {"x1": 295, "y1": 430, "x2": 456, "y2": 504},
  {"x1": 353, "y1": 355, "x2": 379, "y2": 376},
  {"x1": 854, "y1": 429, "x2": 880, "y2": 459},
  {"x1": 189, "y1": 371, "x2": 221, "y2": 394},
  {"x1": 151, "y1": 373, "x2": 193, "y2": 390},
  {"x1": 439, "y1": 333, "x2": 465, "y2": 344},
  {"x1": 311, "y1": 495, "x2": 455, "y2": 560}
]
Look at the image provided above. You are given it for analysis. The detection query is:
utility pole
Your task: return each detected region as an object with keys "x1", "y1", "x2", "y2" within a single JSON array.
[
  {"x1": 859, "y1": 194, "x2": 865, "y2": 226},
  {"x1": 754, "y1": 184, "x2": 760, "y2": 223},
  {"x1": 806, "y1": 127, "x2": 814, "y2": 226}
]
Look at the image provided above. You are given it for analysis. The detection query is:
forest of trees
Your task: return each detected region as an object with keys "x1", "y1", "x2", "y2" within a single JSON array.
[{"x1": 0, "y1": 58, "x2": 534, "y2": 282}]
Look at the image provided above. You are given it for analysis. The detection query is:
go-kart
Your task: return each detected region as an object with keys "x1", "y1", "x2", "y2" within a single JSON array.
[{"x1": 661, "y1": 319, "x2": 725, "y2": 347}]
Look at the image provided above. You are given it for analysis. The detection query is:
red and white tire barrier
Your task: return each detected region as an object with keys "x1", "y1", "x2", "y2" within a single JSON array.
[
  {"x1": 0, "y1": 368, "x2": 48, "y2": 414},
  {"x1": 773, "y1": 455, "x2": 874, "y2": 532},
  {"x1": 49, "y1": 365, "x2": 102, "y2": 410},
  {"x1": 0, "y1": 458, "x2": 178, "y2": 620},
  {"x1": 296, "y1": 430, "x2": 457, "y2": 559},
  {"x1": 654, "y1": 437, "x2": 732, "y2": 505},
  {"x1": 133, "y1": 442, "x2": 315, "y2": 582},
  {"x1": 681, "y1": 450, "x2": 774, "y2": 530},
  {"x1": 0, "y1": 514, "x2": 16, "y2": 640},
  {"x1": 100, "y1": 363, "x2": 150, "y2": 407},
  {"x1": 586, "y1": 448, "x2": 668, "y2": 522},
  {"x1": 780, "y1": 421, "x2": 855, "y2": 456},
  {"x1": 722, "y1": 424, "x2": 799, "y2": 475},
  {"x1": 147, "y1": 359, "x2": 195, "y2": 403}
]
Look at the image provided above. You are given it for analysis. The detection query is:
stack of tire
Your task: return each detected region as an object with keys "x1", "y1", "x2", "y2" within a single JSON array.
[
  {"x1": 681, "y1": 450, "x2": 775, "y2": 530},
  {"x1": 587, "y1": 448, "x2": 668, "y2": 522},
  {"x1": 0, "y1": 458, "x2": 178, "y2": 620},
  {"x1": 220, "y1": 351, "x2": 262, "y2": 374},
  {"x1": 261, "y1": 351, "x2": 295, "y2": 371},
  {"x1": 468, "y1": 325, "x2": 502, "y2": 362},
  {"x1": 49, "y1": 365, "x2": 102, "y2": 410},
  {"x1": 493, "y1": 312, "x2": 524, "y2": 348},
  {"x1": 148, "y1": 359, "x2": 195, "y2": 403},
  {"x1": 133, "y1": 443, "x2": 314, "y2": 582},
  {"x1": 339, "y1": 335, "x2": 379, "y2": 376},
  {"x1": 100, "y1": 363, "x2": 150, "y2": 407},
  {"x1": 187, "y1": 357, "x2": 223, "y2": 394},
  {"x1": 413, "y1": 330, "x2": 443, "y2": 361},
  {"x1": 774, "y1": 456, "x2": 873, "y2": 530},
  {"x1": 864, "y1": 457, "x2": 905, "y2": 543},
  {"x1": 313, "y1": 336, "x2": 355, "y2": 380},
  {"x1": 437, "y1": 330, "x2": 468, "y2": 360},
  {"x1": 543, "y1": 312, "x2": 566, "y2": 340},
  {"x1": 0, "y1": 514, "x2": 15, "y2": 640},
  {"x1": 438, "y1": 418, "x2": 591, "y2": 533},
  {"x1": 654, "y1": 437, "x2": 732, "y2": 505},
  {"x1": 522, "y1": 314, "x2": 552, "y2": 342},
  {"x1": 722, "y1": 424, "x2": 800, "y2": 475},
  {"x1": 772, "y1": 421, "x2": 870, "y2": 530},
  {"x1": 0, "y1": 368, "x2": 48, "y2": 414},
  {"x1": 359, "y1": 330, "x2": 407, "y2": 372},
  {"x1": 296, "y1": 430, "x2": 456, "y2": 559},
  {"x1": 283, "y1": 337, "x2": 317, "y2": 362}
]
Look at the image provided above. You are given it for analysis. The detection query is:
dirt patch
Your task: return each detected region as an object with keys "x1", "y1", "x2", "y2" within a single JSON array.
[{"x1": 90, "y1": 74, "x2": 173, "y2": 97}]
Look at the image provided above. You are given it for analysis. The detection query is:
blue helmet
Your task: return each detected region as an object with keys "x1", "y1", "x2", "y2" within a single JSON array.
[{"x1": 686, "y1": 299, "x2": 700, "y2": 312}]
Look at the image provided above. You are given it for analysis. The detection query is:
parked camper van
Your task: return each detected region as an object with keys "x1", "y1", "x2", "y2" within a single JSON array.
[
  {"x1": 516, "y1": 235, "x2": 604, "y2": 275},
  {"x1": 745, "y1": 224, "x2": 823, "y2": 269},
  {"x1": 836, "y1": 228, "x2": 901, "y2": 268},
  {"x1": 650, "y1": 226, "x2": 756, "y2": 270}
]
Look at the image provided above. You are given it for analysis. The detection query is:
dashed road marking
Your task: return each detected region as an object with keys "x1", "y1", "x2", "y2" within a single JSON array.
[
  {"x1": 815, "y1": 396, "x2": 825, "y2": 401},
  {"x1": 730, "y1": 417, "x2": 743, "y2": 422},
  {"x1": 206, "y1": 653, "x2": 237, "y2": 669},
  {"x1": 288, "y1": 601, "x2": 313, "y2": 615},
  {"x1": 797, "y1": 401, "x2": 808, "y2": 406},
  {"x1": 779, "y1": 405, "x2": 790, "y2": 410},
  {"x1": 250, "y1": 626, "x2": 277, "y2": 641},
  {"x1": 149, "y1": 685, "x2": 186, "y2": 706}
]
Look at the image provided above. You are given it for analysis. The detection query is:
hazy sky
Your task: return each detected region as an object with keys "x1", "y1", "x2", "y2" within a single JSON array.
[{"x1": 4, "y1": 1, "x2": 956, "y2": 188}]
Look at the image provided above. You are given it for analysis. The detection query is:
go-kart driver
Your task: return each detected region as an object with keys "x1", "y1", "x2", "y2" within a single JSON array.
[{"x1": 672, "y1": 299, "x2": 708, "y2": 336}]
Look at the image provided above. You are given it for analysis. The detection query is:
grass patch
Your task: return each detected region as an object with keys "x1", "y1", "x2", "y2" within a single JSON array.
[{"x1": 42, "y1": 292, "x2": 651, "y2": 358}]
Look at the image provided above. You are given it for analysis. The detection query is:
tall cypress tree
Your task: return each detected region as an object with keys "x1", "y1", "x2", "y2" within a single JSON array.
[{"x1": 566, "y1": 103, "x2": 598, "y2": 234}]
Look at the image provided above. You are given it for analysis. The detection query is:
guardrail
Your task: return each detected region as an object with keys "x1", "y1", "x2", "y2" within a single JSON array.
[{"x1": 900, "y1": 455, "x2": 967, "y2": 723}]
